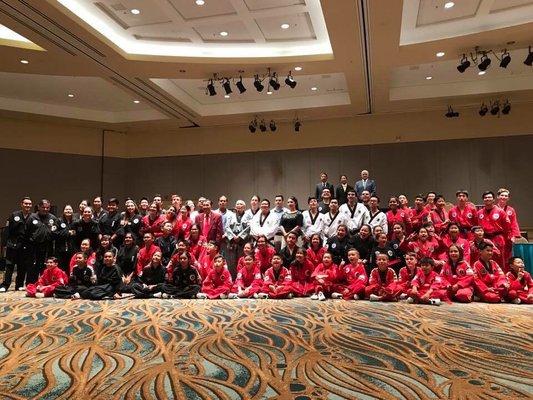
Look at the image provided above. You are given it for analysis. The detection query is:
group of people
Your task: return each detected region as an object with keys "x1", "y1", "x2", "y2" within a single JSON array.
[{"x1": 1, "y1": 170, "x2": 530, "y2": 304}]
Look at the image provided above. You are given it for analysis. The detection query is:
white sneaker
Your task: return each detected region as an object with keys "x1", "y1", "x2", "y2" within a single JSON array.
[
  {"x1": 429, "y1": 298, "x2": 441, "y2": 306},
  {"x1": 399, "y1": 293, "x2": 408, "y2": 300},
  {"x1": 153, "y1": 292, "x2": 163, "y2": 298},
  {"x1": 331, "y1": 292, "x2": 343, "y2": 299},
  {"x1": 257, "y1": 293, "x2": 269, "y2": 299},
  {"x1": 0, "y1": 287, "x2": 6, "y2": 293},
  {"x1": 318, "y1": 292, "x2": 326, "y2": 301},
  {"x1": 369, "y1": 294, "x2": 380, "y2": 302},
  {"x1": 219, "y1": 293, "x2": 227, "y2": 299},
  {"x1": 405, "y1": 297, "x2": 414, "y2": 304},
  {"x1": 35, "y1": 292, "x2": 45, "y2": 298},
  {"x1": 228, "y1": 293, "x2": 239, "y2": 299},
  {"x1": 310, "y1": 293, "x2": 319, "y2": 300},
  {"x1": 473, "y1": 295, "x2": 481, "y2": 302},
  {"x1": 72, "y1": 292, "x2": 81, "y2": 299},
  {"x1": 512, "y1": 298, "x2": 521, "y2": 304},
  {"x1": 17, "y1": 286, "x2": 25, "y2": 291},
  {"x1": 353, "y1": 294, "x2": 359, "y2": 300},
  {"x1": 196, "y1": 293, "x2": 208, "y2": 299},
  {"x1": 287, "y1": 293, "x2": 293, "y2": 299}
]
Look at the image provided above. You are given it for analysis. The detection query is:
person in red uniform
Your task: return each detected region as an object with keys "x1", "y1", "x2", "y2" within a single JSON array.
[
  {"x1": 140, "y1": 202, "x2": 166, "y2": 238},
  {"x1": 497, "y1": 188, "x2": 522, "y2": 267},
  {"x1": 197, "y1": 255, "x2": 233, "y2": 299},
  {"x1": 136, "y1": 232, "x2": 161, "y2": 275},
  {"x1": 197, "y1": 241, "x2": 219, "y2": 281},
  {"x1": 469, "y1": 226, "x2": 500, "y2": 265},
  {"x1": 505, "y1": 256, "x2": 533, "y2": 304},
  {"x1": 254, "y1": 235, "x2": 276, "y2": 274},
  {"x1": 26, "y1": 257, "x2": 68, "y2": 298},
  {"x1": 236, "y1": 242, "x2": 256, "y2": 271},
  {"x1": 440, "y1": 245, "x2": 475, "y2": 303},
  {"x1": 336, "y1": 248, "x2": 367, "y2": 300},
  {"x1": 440, "y1": 222, "x2": 471, "y2": 264},
  {"x1": 310, "y1": 252, "x2": 339, "y2": 301},
  {"x1": 188, "y1": 224, "x2": 207, "y2": 261},
  {"x1": 386, "y1": 196, "x2": 411, "y2": 240},
  {"x1": 425, "y1": 192, "x2": 437, "y2": 212},
  {"x1": 68, "y1": 238, "x2": 96, "y2": 273},
  {"x1": 396, "y1": 252, "x2": 419, "y2": 300},
  {"x1": 410, "y1": 194, "x2": 430, "y2": 233},
  {"x1": 290, "y1": 248, "x2": 316, "y2": 297},
  {"x1": 472, "y1": 242, "x2": 508, "y2": 303},
  {"x1": 401, "y1": 226, "x2": 443, "y2": 270},
  {"x1": 449, "y1": 190, "x2": 478, "y2": 240},
  {"x1": 229, "y1": 254, "x2": 263, "y2": 299},
  {"x1": 306, "y1": 233, "x2": 326, "y2": 268},
  {"x1": 476, "y1": 191, "x2": 511, "y2": 271},
  {"x1": 429, "y1": 195, "x2": 449, "y2": 236},
  {"x1": 258, "y1": 254, "x2": 293, "y2": 299},
  {"x1": 365, "y1": 253, "x2": 398, "y2": 301},
  {"x1": 165, "y1": 240, "x2": 197, "y2": 281},
  {"x1": 195, "y1": 199, "x2": 223, "y2": 245},
  {"x1": 175, "y1": 205, "x2": 193, "y2": 240},
  {"x1": 406, "y1": 257, "x2": 447, "y2": 305}
]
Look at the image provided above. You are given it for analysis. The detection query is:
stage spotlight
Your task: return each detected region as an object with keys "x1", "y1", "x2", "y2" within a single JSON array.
[
  {"x1": 499, "y1": 51, "x2": 511, "y2": 68},
  {"x1": 490, "y1": 101, "x2": 500, "y2": 115},
  {"x1": 206, "y1": 79, "x2": 216, "y2": 96},
  {"x1": 502, "y1": 101, "x2": 511, "y2": 115},
  {"x1": 236, "y1": 77, "x2": 246, "y2": 94},
  {"x1": 457, "y1": 54, "x2": 470, "y2": 73},
  {"x1": 259, "y1": 119, "x2": 267, "y2": 132},
  {"x1": 222, "y1": 79, "x2": 232, "y2": 95},
  {"x1": 445, "y1": 106, "x2": 459, "y2": 118},
  {"x1": 478, "y1": 53, "x2": 491, "y2": 71},
  {"x1": 524, "y1": 46, "x2": 533, "y2": 66},
  {"x1": 253, "y1": 75, "x2": 264, "y2": 92},
  {"x1": 269, "y1": 73, "x2": 280, "y2": 90},
  {"x1": 285, "y1": 72, "x2": 297, "y2": 89},
  {"x1": 479, "y1": 103, "x2": 488, "y2": 116},
  {"x1": 269, "y1": 120, "x2": 277, "y2": 132},
  {"x1": 294, "y1": 120, "x2": 301, "y2": 132},
  {"x1": 249, "y1": 119, "x2": 257, "y2": 133}
]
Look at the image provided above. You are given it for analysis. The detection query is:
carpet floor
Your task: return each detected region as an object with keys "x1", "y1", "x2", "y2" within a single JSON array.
[{"x1": 0, "y1": 293, "x2": 532, "y2": 400}]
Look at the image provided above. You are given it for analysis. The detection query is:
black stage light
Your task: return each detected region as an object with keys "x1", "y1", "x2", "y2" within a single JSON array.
[
  {"x1": 259, "y1": 119, "x2": 267, "y2": 132},
  {"x1": 499, "y1": 51, "x2": 511, "y2": 68},
  {"x1": 478, "y1": 53, "x2": 491, "y2": 71},
  {"x1": 285, "y1": 72, "x2": 297, "y2": 89},
  {"x1": 207, "y1": 79, "x2": 216, "y2": 96},
  {"x1": 269, "y1": 120, "x2": 277, "y2": 131},
  {"x1": 294, "y1": 120, "x2": 301, "y2": 132},
  {"x1": 501, "y1": 101, "x2": 511, "y2": 115},
  {"x1": 236, "y1": 77, "x2": 246, "y2": 93},
  {"x1": 269, "y1": 74, "x2": 280, "y2": 90},
  {"x1": 479, "y1": 103, "x2": 488, "y2": 116},
  {"x1": 490, "y1": 101, "x2": 500, "y2": 115},
  {"x1": 222, "y1": 79, "x2": 232, "y2": 95},
  {"x1": 249, "y1": 119, "x2": 257, "y2": 133},
  {"x1": 253, "y1": 75, "x2": 264, "y2": 92},
  {"x1": 445, "y1": 106, "x2": 459, "y2": 118},
  {"x1": 524, "y1": 46, "x2": 533, "y2": 66},
  {"x1": 457, "y1": 54, "x2": 470, "y2": 73}
]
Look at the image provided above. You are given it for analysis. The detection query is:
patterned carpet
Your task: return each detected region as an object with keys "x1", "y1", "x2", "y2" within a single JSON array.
[{"x1": 0, "y1": 293, "x2": 532, "y2": 400}]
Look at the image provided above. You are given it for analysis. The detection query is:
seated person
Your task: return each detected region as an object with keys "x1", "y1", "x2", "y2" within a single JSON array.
[
  {"x1": 258, "y1": 254, "x2": 293, "y2": 299},
  {"x1": 406, "y1": 257, "x2": 448, "y2": 306},
  {"x1": 365, "y1": 253, "x2": 398, "y2": 302},
  {"x1": 310, "y1": 252, "x2": 340, "y2": 301},
  {"x1": 79, "y1": 251, "x2": 123, "y2": 300},
  {"x1": 229, "y1": 254, "x2": 263, "y2": 299},
  {"x1": 505, "y1": 256, "x2": 533, "y2": 304},
  {"x1": 130, "y1": 252, "x2": 166, "y2": 298},
  {"x1": 26, "y1": 257, "x2": 68, "y2": 298},
  {"x1": 197, "y1": 255, "x2": 233, "y2": 299},
  {"x1": 54, "y1": 252, "x2": 96, "y2": 299}
]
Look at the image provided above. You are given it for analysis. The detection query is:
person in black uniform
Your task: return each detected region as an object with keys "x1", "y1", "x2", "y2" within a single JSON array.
[
  {"x1": 54, "y1": 251, "x2": 96, "y2": 298},
  {"x1": 327, "y1": 224, "x2": 351, "y2": 265},
  {"x1": 98, "y1": 198, "x2": 122, "y2": 246},
  {"x1": 116, "y1": 232, "x2": 138, "y2": 277},
  {"x1": 155, "y1": 221, "x2": 177, "y2": 267},
  {"x1": 71, "y1": 207, "x2": 100, "y2": 251},
  {"x1": 55, "y1": 205, "x2": 77, "y2": 273},
  {"x1": 154, "y1": 252, "x2": 201, "y2": 299},
  {"x1": 116, "y1": 198, "x2": 142, "y2": 245},
  {"x1": 1, "y1": 197, "x2": 33, "y2": 291},
  {"x1": 130, "y1": 251, "x2": 166, "y2": 298},
  {"x1": 79, "y1": 251, "x2": 122, "y2": 300}
]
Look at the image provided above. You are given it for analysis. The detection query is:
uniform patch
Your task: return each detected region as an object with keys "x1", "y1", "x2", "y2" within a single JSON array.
[
  {"x1": 493, "y1": 213, "x2": 500, "y2": 220},
  {"x1": 51, "y1": 226, "x2": 57, "y2": 232},
  {"x1": 452, "y1": 212, "x2": 457, "y2": 218},
  {"x1": 467, "y1": 212, "x2": 472, "y2": 218},
  {"x1": 182, "y1": 224, "x2": 187, "y2": 229},
  {"x1": 190, "y1": 274, "x2": 196, "y2": 281},
  {"x1": 14, "y1": 216, "x2": 20, "y2": 222},
  {"x1": 387, "y1": 250, "x2": 393, "y2": 257},
  {"x1": 61, "y1": 223, "x2": 66, "y2": 228},
  {"x1": 479, "y1": 214, "x2": 484, "y2": 219},
  {"x1": 133, "y1": 218, "x2": 139, "y2": 224},
  {"x1": 237, "y1": 273, "x2": 242, "y2": 279},
  {"x1": 49, "y1": 219, "x2": 54, "y2": 225},
  {"x1": 255, "y1": 273, "x2": 261, "y2": 279},
  {"x1": 507, "y1": 210, "x2": 513, "y2": 216},
  {"x1": 32, "y1": 220, "x2": 38, "y2": 225},
  {"x1": 400, "y1": 213, "x2": 405, "y2": 218},
  {"x1": 331, "y1": 243, "x2": 337, "y2": 249}
]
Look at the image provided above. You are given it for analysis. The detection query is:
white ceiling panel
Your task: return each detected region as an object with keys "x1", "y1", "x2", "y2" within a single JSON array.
[
  {"x1": 194, "y1": 20, "x2": 255, "y2": 42},
  {"x1": 244, "y1": 0, "x2": 305, "y2": 12},
  {"x1": 416, "y1": 0, "x2": 480, "y2": 27},
  {"x1": 96, "y1": 0, "x2": 171, "y2": 28},
  {"x1": 490, "y1": 0, "x2": 533, "y2": 12},
  {"x1": 256, "y1": 12, "x2": 315, "y2": 41},
  {"x1": 168, "y1": 0, "x2": 237, "y2": 21}
]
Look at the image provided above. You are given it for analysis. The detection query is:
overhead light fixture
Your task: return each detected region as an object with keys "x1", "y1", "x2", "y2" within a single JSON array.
[
  {"x1": 249, "y1": 119, "x2": 257, "y2": 133},
  {"x1": 524, "y1": 46, "x2": 533, "y2": 66},
  {"x1": 253, "y1": 75, "x2": 264, "y2": 92},
  {"x1": 235, "y1": 77, "x2": 246, "y2": 94},
  {"x1": 499, "y1": 50, "x2": 511, "y2": 68},
  {"x1": 206, "y1": 79, "x2": 216, "y2": 96},
  {"x1": 445, "y1": 106, "x2": 459, "y2": 118},
  {"x1": 294, "y1": 66, "x2": 303, "y2": 71},
  {"x1": 425, "y1": 76, "x2": 432, "y2": 80},
  {"x1": 67, "y1": 93, "x2": 75, "y2": 98},
  {"x1": 133, "y1": 100, "x2": 140, "y2": 104},
  {"x1": 501, "y1": 100, "x2": 511, "y2": 115},
  {"x1": 478, "y1": 53, "x2": 491, "y2": 71},
  {"x1": 444, "y1": 2, "x2": 455, "y2": 9},
  {"x1": 490, "y1": 101, "x2": 500, "y2": 115},
  {"x1": 281, "y1": 23, "x2": 290, "y2": 29},
  {"x1": 222, "y1": 78, "x2": 232, "y2": 95},
  {"x1": 20, "y1": 59, "x2": 29, "y2": 64},
  {"x1": 285, "y1": 72, "x2": 297, "y2": 88},
  {"x1": 269, "y1": 73, "x2": 280, "y2": 90},
  {"x1": 479, "y1": 103, "x2": 488, "y2": 116},
  {"x1": 436, "y1": 51, "x2": 445, "y2": 57},
  {"x1": 311, "y1": 87, "x2": 318, "y2": 91},
  {"x1": 269, "y1": 120, "x2": 277, "y2": 132},
  {"x1": 478, "y1": 71, "x2": 486, "y2": 75},
  {"x1": 130, "y1": 9, "x2": 140, "y2": 15},
  {"x1": 196, "y1": 0, "x2": 205, "y2": 5},
  {"x1": 259, "y1": 119, "x2": 267, "y2": 132},
  {"x1": 457, "y1": 54, "x2": 470, "y2": 73},
  {"x1": 294, "y1": 119, "x2": 301, "y2": 132},
  {"x1": 220, "y1": 31, "x2": 228, "y2": 37}
]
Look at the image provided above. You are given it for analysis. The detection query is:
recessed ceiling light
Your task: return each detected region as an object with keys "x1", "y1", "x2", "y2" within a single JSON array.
[
  {"x1": 311, "y1": 87, "x2": 318, "y2": 91},
  {"x1": 436, "y1": 51, "x2": 445, "y2": 57},
  {"x1": 224, "y1": 94, "x2": 230, "y2": 98},
  {"x1": 281, "y1": 23, "x2": 290, "y2": 29},
  {"x1": 444, "y1": 2, "x2": 454, "y2": 9},
  {"x1": 20, "y1": 59, "x2": 29, "y2": 64},
  {"x1": 478, "y1": 71, "x2": 486, "y2": 75},
  {"x1": 294, "y1": 66, "x2": 302, "y2": 71},
  {"x1": 67, "y1": 94, "x2": 75, "y2": 98},
  {"x1": 133, "y1": 100, "x2": 140, "y2": 104},
  {"x1": 425, "y1": 76, "x2": 432, "y2": 80},
  {"x1": 267, "y1": 91, "x2": 273, "y2": 95},
  {"x1": 220, "y1": 31, "x2": 228, "y2": 37},
  {"x1": 130, "y1": 9, "x2": 140, "y2": 15},
  {"x1": 195, "y1": 0, "x2": 205, "y2": 5}
]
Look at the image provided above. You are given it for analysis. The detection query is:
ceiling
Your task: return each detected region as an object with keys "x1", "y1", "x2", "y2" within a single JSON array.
[{"x1": 0, "y1": 0, "x2": 531, "y2": 131}]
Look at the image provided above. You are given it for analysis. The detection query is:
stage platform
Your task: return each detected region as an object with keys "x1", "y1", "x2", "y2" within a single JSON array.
[{"x1": 0, "y1": 293, "x2": 531, "y2": 400}]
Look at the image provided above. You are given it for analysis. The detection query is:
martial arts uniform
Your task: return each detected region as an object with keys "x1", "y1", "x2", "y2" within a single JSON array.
[
  {"x1": 440, "y1": 235, "x2": 471, "y2": 264},
  {"x1": 189, "y1": 236, "x2": 207, "y2": 261},
  {"x1": 500, "y1": 204, "x2": 521, "y2": 270},
  {"x1": 136, "y1": 243, "x2": 162, "y2": 275},
  {"x1": 289, "y1": 259, "x2": 315, "y2": 297},
  {"x1": 306, "y1": 246, "x2": 326, "y2": 269},
  {"x1": 80, "y1": 264, "x2": 123, "y2": 300},
  {"x1": 440, "y1": 260, "x2": 475, "y2": 302},
  {"x1": 154, "y1": 234, "x2": 177, "y2": 267},
  {"x1": 469, "y1": 238, "x2": 500, "y2": 265},
  {"x1": 255, "y1": 246, "x2": 276, "y2": 274},
  {"x1": 24, "y1": 212, "x2": 60, "y2": 284},
  {"x1": 401, "y1": 238, "x2": 441, "y2": 264},
  {"x1": 92, "y1": 209, "x2": 108, "y2": 224},
  {"x1": 69, "y1": 251, "x2": 96, "y2": 274},
  {"x1": 174, "y1": 215, "x2": 193, "y2": 240},
  {"x1": 131, "y1": 263, "x2": 166, "y2": 298},
  {"x1": 312, "y1": 262, "x2": 340, "y2": 297},
  {"x1": 386, "y1": 210, "x2": 411, "y2": 239},
  {"x1": 369, "y1": 245, "x2": 400, "y2": 272},
  {"x1": 368, "y1": 210, "x2": 388, "y2": 235},
  {"x1": 280, "y1": 245, "x2": 299, "y2": 268},
  {"x1": 408, "y1": 269, "x2": 448, "y2": 303},
  {"x1": 505, "y1": 270, "x2": 533, "y2": 304},
  {"x1": 99, "y1": 211, "x2": 122, "y2": 245},
  {"x1": 54, "y1": 264, "x2": 96, "y2": 298},
  {"x1": 156, "y1": 264, "x2": 201, "y2": 299},
  {"x1": 231, "y1": 265, "x2": 263, "y2": 298},
  {"x1": 261, "y1": 266, "x2": 293, "y2": 299},
  {"x1": 225, "y1": 212, "x2": 251, "y2": 276},
  {"x1": 350, "y1": 234, "x2": 376, "y2": 267},
  {"x1": 319, "y1": 211, "x2": 348, "y2": 242},
  {"x1": 472, "y1": 260, "x2": 508, "y2": 303},
  {"x1": 409, "y1": 208, "x2": 430, "y2": 233},
  {"x1": 197, "y1": 253, "x2": 216, "y2": 282},
  {"x1": 116, "y1": 213, "x2": 143, "y2": 245},
  {"x1": 250, "y1": 211, "x2": 279, "y2": 242},
  {"x1": 476, "y1": 206, "x2": 511, "y2": 270},
  {"x1": 26, "y1": 266, "x2": 68, "y2": 297},
  {"x1": 201, "y1": 268, "x2": 233, "y2": 299},
  {"x1": 449, "y1": 204, "x2": 478, "y2": 240},
  {"x1": 326, "y1": 235, "x2": 351, "y2": 265},
  {"x1": 338, "y1": 262, "x2": 367, "y2": 300},
  {"x1": 116, "y1": 244, "x2": 138, "y2": 277},
  {"x1": 364, "y1": 267, "x2": 398, "y2": 301},
  {"x1": 140, "y1": 214, "x2": 166, "y2": 238},
  {"x1": 396, "y1": 266, "x2": 419, "y2": 298},
  {"x1": 430, "y1": 208, "x2": 449, "y2": 236},
  {"x1": 216, "y1": 208, "x2": 237, "y2": 275},
  {"x1": 1, "y1": 210, "x2": 31, "y2": 290},
  {"x1": 55, "y1": 217, "x2": 76, "y2": 273},
  {"x1": 302, "y1": 210, "x2": 323, "y2": 242},
  {"x1": 317, "y1": 201, "x2": 330, "y2": 215},
  {"x1": 71, "y1": 218, "x2": 100, "y2": 251}
]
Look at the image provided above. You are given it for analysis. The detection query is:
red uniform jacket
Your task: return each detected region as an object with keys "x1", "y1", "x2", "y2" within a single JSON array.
[
  {"x1": 189, "y1": 236, "x2": 207, "y2": 260},
  {"x1": 440, "y1": 235, "x2": 471, "y2": 264},
  {"x1": 175, "y1": 216, "x2": 193, "y2": 240},
  {"x1": 506, "y1": 271, "x2": 533, "y2": 295},
  {"x1": 236, "y1": 255, "x2": 261, "y2": 272},
  {"x1": 410, "y1": 208, "x2": 430, "y2": 232},
  {"x1": 255, "y1": 246, "x2": 276, "y2": 274},
  {"x1": 402, "y1": 238, "x2": 440, "y2": 261},
  {"x1": 368, "y1": 267, "x2": 397, "y2": 288},
  {"x1": 312, "y1": 263, "x2": 340, "y2": 285},
  {"x1": 449, "y1": 204, "x2": 478, "y2": 237},
  {"x1": 469, "y1": 238, "x2": 500, "y2": 265},
  {"x1": 306, "y1": 246, "x2": 326, "y2": 268},
  {"x1": 136, "y1": 244, "x2": 162, "y2": 275},
  {"x1": 140, "y1": 214, "x2": 166, "y2": 237},
  {"x1": 411, "y1": 270, "x2": 445, "y2": 291},
  {"x1": 339, "y1": 263, "x2": 367, "y2": 287},
  {"x1": 440, "y1": 260, "x2": 474, "y2": 288},
  {"x1": 233, "y1": 266, "x2": 263, "y2": 290},
  {"x1": 473, "y1": 259, "x2": 507, "y2": 289},
  {"x1": 195, "y1": 212, "x2": 223, "y2": 244},
  {"x1": 262, "y1": 266, "x2": 292, "y2": 288},
  {"x1": 197, "y1": 253, "x2": 216, "y2": 281},
  {"x1": 290, "y1": 259, "x2": 315, "y2": 285},
  {"x1": 386, "y1": 210, "x2": 411, "y2": 238},
  {"x1": 477, "y1": 206, "x2": 511, "y2": 239},
  {"x1": 201, "y1": 268, "x2": 233, "y2": 295},
  {"x1": 397, "y1": 266, "x2": 419, "y2": 291},
  {"x1": 430, "y1": 208, "x2": 449, "y2": 235},
  {"x1": 500, "y1": 205, "x2": 520, "y2": 238},
  {"x1": 36, "y1": 266, "x2": 68, "y2": 287}
]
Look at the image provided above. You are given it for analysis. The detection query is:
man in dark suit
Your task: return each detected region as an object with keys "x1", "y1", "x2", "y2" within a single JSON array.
[
  {"x1": 195, "y1": 199, "x2": 223, "y2": 245},
  {"x1": 335, "y1": 174, "x2": 353, "y2": 205},
  {"x1": 355, "y1": 170, "x2": 377, "y2": 200},
  {"x1": 315, "y1": 172, "x2": 335, "y2": 200}
]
